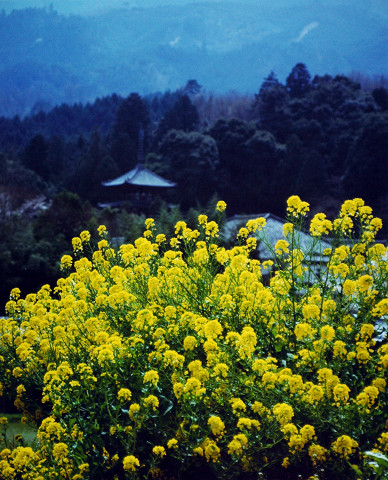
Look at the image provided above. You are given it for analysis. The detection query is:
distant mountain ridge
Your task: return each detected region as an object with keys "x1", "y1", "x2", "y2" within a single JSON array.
[{"x1": 0, "y1": 1, "x2": 387, "y2": 117}]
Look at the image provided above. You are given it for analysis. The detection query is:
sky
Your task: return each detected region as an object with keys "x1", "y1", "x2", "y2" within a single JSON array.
[{"x1": 0, "y1": 0, "x2": 375, "y2": 16}]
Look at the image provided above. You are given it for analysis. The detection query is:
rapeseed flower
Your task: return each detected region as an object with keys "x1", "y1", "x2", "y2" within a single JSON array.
[
  {"x1": 0, "y1": 196, "x2": 386, "y2": 479},
  {"x1": 123, "y1": 455, "x2": 140, "y2": 471}
]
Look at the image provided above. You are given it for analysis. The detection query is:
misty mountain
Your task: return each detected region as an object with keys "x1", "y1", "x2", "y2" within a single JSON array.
[{"x1": 0, "y1": 1, "x2": 387, "y2": 117}]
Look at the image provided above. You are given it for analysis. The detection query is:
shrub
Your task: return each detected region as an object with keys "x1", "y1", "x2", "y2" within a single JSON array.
[{"x1": 0, "y1": 197, "x2": 387, "y2": 480}]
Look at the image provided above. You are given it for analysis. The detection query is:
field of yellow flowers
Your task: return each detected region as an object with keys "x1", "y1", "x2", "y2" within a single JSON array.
[{"x1": 0, "y1": 196, "x2": 387, "y2": 480}]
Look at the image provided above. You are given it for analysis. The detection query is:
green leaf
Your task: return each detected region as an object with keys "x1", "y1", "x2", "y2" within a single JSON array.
[{"x1": 365, "y1": 451, "x2": 388, "y2": 468}]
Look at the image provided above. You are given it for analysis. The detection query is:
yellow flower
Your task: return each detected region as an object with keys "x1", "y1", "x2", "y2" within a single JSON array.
[
  {"x1": 80, "y1": 230, "x2": 91, "y2": 243},
  {"x1": 281, "y1": 457, "x2": 290, "y2": 468},
  {"x1": 216, "y1": 200, "x2": 227, "y2": 212},
  {"x1": 152, "y1": 446, "x2": 166, "y2": 457},
  {"x1": 227, "y1": 433, "x2": 248, "y2": 456},
  {"x1": 9, "y1": 287, "x2": 21, "y2": 300},
  {"x1": 273, "y1": 403, "x2": 294, "y2": 426},
  {"x1": 295, "y1": 322, "x2": 315, "y2": 340},
  {"x1": 213, "y1": 363, "x2": 229, "y2": 378},
  {"x1": 145, "y1": 218, "x2": 155, "y2": 230},
  {"x1": 320, "y1": 325, "x2": 335, "y2": 342},
  {"x1": 143, "y1": 370, "x2": 159, "y2": 386},
  {"x1": 52, "y1": 442, "x2": 69, "y2": 462},
  {"x1": 97, "y1": 224, "x2": 107, "y2": 236},
  {"x1": 377, "y1": 432, "x2": 388, "y2": 452},
  {"x1": 373, "y1": 299, "x2": 388, "y2": 317},
  {"x1": 204, "y1": 440, "x2": 221, "y2": 463},
  {"x1": 155, "y1": 233, "x2": 166, "y2": 244},
  {"x1": 357, "y1": 348, "x2": 370, "y2": 364},
  {"x1": 208, "y1": 416, "x2": 225, "y2": 436},
  {"x1": 372, "y1": 378, "x2": 386, "y2": 393},
  {"x1": 287, "y1": 195, "x2": 310, "y2": 217},
  {"x1": 237, "y1": 326, "x2": 257, "y2": 359},
  {"x1": 356, "y1": 386, "x2": 379, "y2": 409},
  {"x1": 358, "y1": 274, "x2": 373, "y2": 292},
  {"x1": 238, "y1": 227, "x2": 249, "y2": 239},
  {"x1": 308, "y1": 444, "x2": 328, "y2": 465},
  {"x1": 123, "y1": 455, "x2": 140, "y2": 471},
  {"x1": 117, "y1": 388, "x2": 132, "y2": 402},
  {"x1": 288, "y1": 434, "x2": 305, "y2": 453},
  {"x1": 275, "y1": 239, "x2": 289, "y2": 255},
  {"x1": 203, "y1": 320, "x2": 223, "y2": 339},
  {"x1": 16, "y1": 384, "x2": 26, "y2": 396},
  {"x1": 78, "y1": 463, "x2": 89, "y2": 474},
  {"x1": 333, "y1": 383, "x2": 350, "y2": 405},
  {"x1": 173, "y1": 382, "x2": 184, "y2": 399},
  {"x1": 246, "y1": 217, "x2": 266, "y2": 233},
  {"x1": 331, "y1": 435, "x2": 358, "y2": 458},
  {"x1": 302, "y1": 304, "x2": 320, "y2": 320},
  {"x1": 143, "y1": 395, "x2": 159, "y2": 410},
  {"x1": 167, "y1": 438, "x2": 178, "y2": 449},
  {"x1": 183, "y1": 335, "x2": 197, "y2": 351},
  {"x1": 60, "y1": 255, "x2": 73, "y2": 270},
  {"x1": 360, "y1": 323, "x2": 374, "y2": 339},
  {"x1": 281, "y1": 423, "x2": 298, "y2": 438},
  {"x1": 333, "y1": 340, "x2": 347, "y2": 358},
  {"x1": 72, "y1": 236, "x2": 83, "y2": 252},
  {"x1": 282, "y1": 222, "x2": 294, "y2": 237},
  {"x1": 128, "y1": 403, "x2": 140, "y2": 420},
  {"x1": 205, "y1": 221, "x2": 219, "y2": 237},
  {"x1": 310, "y1": 213, "x2": 332, "y2": 236},
  {"x1": 230, "y1": 398, "x2": 247, "y2": 413},
  {"x1": 237, "y1": 417, "x2": 254, "y2": 431}
]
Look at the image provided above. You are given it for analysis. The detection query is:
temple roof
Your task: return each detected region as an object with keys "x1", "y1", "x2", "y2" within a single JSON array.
[{"x1": 102, "y1": 164, "x2": 176, "y2": 188}]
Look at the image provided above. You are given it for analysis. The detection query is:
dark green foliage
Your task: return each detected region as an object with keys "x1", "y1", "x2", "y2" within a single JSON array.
[
  {"x1": 252, "y1": 72, "x2": 289, "y2": 134},
  {"x1": 183, "y1": 79, "x2": 202, "y2": 97},
  {"x1": 21, "y1": 134, "x2": 49, "y2": 178},
  {"x1": 111, "y1": 93, "x2": 151, "y2": 172},
  {"x1": 0, "y1": 213, "x2": 59, "y2": 314},
  {"x1": 372, "y1": 87, "x2": 388, "y2": 111},
  {"x1": 343, "y1": 113, "x2": 388, "y2": 203},
  {"x1": 33, "y1": 191, "x2": 93, "y2": 244},
  {"x1": 157, "y1": 129, "x2": 219, "y2": 209},
  {"x1": 208, "y1": 118, "x2": 285, "y2": 213},
  {"x1": 74, "y1": 130, "x2": 119, "y2": 202},
  {"x1": 286, "y1": 63, "x2": 311, "y2": 97},
  {"x1": 155, "y1": 95, "x2": 199, "y2": 142}
]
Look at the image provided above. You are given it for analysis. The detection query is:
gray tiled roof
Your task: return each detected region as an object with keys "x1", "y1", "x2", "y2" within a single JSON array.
[
  {"x1": 224, "y1": 213, "x2": 332, "y2": 261},
  {"x1": 102, "y1": 164, "x2": 176, "y2": 188}
]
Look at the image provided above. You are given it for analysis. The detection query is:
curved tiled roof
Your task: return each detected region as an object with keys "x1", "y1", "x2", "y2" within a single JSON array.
[{"x1": 102, "y1": 164, "x2": 176, "y2": 188}]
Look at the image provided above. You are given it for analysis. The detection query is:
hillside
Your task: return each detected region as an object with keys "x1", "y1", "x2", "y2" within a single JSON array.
[{"x1": 0, "y1": 1, "x2": 387, "y2": 116}]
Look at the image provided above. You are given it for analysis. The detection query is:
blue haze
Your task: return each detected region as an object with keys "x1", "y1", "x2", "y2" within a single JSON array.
[{"x1": 0, "y1": 0, "x2": 387, "y2": 116}]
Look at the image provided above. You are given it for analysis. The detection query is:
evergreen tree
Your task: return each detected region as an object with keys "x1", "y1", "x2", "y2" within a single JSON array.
[
  {"x1": 155, "y1": 95, "x2": 199, "y2": 142},
  {"x1": 158, "y1": 130, "x2": 219, "y2": 209},
  {"x1": 343, "y1": 113, "x2": 388, "y2": 203},
  {"x1": 286, "y1": 63, "x2": 312, "y2": 97},
  {"x1": 372, "y1": 87, "x2": 388, "y2": 111},
  {"x1": 111, "y1": 93, "x2": 150, "y2": 172},
  {"x1": 22, "y1": 134, "x2": 49, "y2": 179},
  {"x1": 252, "y1": 72, "x2": 288, "y2": 135}
]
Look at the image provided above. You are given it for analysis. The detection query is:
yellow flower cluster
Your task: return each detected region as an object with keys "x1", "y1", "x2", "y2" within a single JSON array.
[
  {"x1": 0, "y1": 197, "x2": 386, "y2": 479},
  {"x1": 287, "y1": 195, "x2": 310, "y2": 217}
]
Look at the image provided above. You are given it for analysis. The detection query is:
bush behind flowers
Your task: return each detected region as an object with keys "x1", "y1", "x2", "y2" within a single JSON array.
[{"x1": 0, "y1": 197, "x2": 387, "y2": 480}]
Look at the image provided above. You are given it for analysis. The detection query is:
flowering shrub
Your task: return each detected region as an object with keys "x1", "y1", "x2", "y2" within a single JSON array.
[{"x1": 0, "y1": 197, "x2": 387, "y2": 480}]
